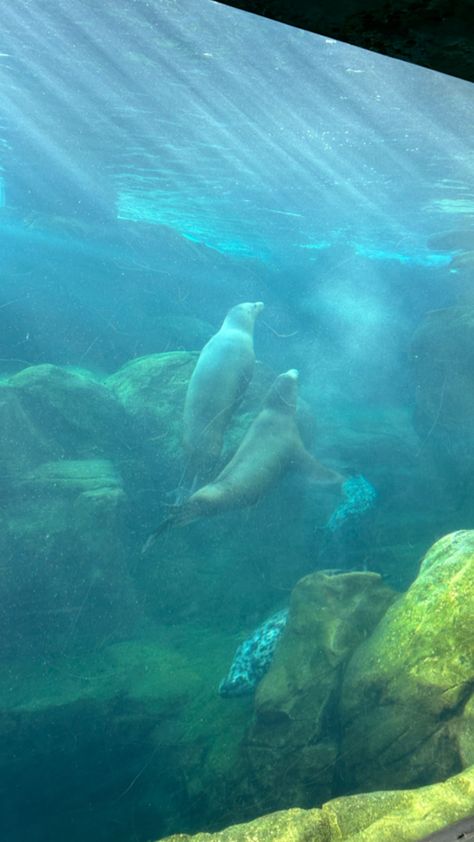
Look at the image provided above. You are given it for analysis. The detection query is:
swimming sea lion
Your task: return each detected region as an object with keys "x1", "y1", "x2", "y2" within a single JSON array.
[
  {"x1": 182, "y1": 301, "x2": 264, "y2": 489},
  {"x1": 143, "y1": 369, "x2": 344, "y2": 550}
]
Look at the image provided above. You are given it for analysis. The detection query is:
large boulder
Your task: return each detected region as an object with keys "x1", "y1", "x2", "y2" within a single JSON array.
[
  {"x1": 231, "y1": 571, "x2": 395, "y2": 815},
  {"x1": 340, "y1": 530, "x2": 474, "y2": 792},
  {"x1": 8, "y1": 363, "x2": 132, "y2": 462},
  {"x1": 0, "y1": 363, "x2": 138, "y2": 499},
  {"x1": 158, "y1": 763, "x2": 474, "y2": 841},
  {"x1": 0, "y1": 457, "x2": 135, "y2": 656}
]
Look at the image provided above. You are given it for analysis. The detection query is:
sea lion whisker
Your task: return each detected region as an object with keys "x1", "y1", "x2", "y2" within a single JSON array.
[{"x1": 260, "y1": 318, "x2": 298, "y2": 339}]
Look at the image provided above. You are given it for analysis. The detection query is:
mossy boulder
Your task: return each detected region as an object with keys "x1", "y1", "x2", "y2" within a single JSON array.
[
  {"x1": 0, "y1": 364, "x2": 134, "y2": 484},
  {"x1": 158, "y1": 764, "x2": 474, "y2": 841},
  {"x1": 233, "y1": 571, "x2": 395, "y2": 814},
  {"x1": 340, "y1": 530, "x2": 474, "y2": 792},
  {"x1": 106, "y1": 352, "x2": 197, "y2": 473},
  {"x1": 10, "y1": 363, "x2": 131, "y2": 458},
  {"x1": 1, "y1": 457, "x2": 133, "y2": 657}
]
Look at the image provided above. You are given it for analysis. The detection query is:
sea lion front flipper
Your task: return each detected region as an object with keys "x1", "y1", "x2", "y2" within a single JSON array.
[{"x1": 295, "y1": 448, "x2": 345, "y2": 486}]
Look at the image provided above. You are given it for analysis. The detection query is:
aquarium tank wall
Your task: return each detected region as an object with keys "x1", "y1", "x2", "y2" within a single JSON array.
[{"x1": 1, "y1": 1, "x2": 474, "y2": 841}]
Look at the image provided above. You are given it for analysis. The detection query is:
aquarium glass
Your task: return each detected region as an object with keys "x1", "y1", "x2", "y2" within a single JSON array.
[{"x1": 1, "y1": 1, "x2": 474, "y2": 841}]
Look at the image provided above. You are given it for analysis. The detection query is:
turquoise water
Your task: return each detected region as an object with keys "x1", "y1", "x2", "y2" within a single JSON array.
[{"x1": 1, "y1": 1, "x2": 474, "y2": 841}]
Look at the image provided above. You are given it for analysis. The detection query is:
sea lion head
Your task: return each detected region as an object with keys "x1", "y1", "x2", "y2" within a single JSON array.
[
  {"x1": 225, "y1": 301, "x2": 264, "y2": 331},
  {"x1": 264, "y1": 368, "x2": 299, "y2": 413}
]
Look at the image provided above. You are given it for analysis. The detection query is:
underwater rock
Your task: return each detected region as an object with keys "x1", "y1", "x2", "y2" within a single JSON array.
[
  {"x1": 0, "y1": 363, "x2": 135, "y2": 497},
  {"x1": 0, "y1": 365, "x2": 146, "y2": 657},
  {"x1": 158, "y1": 764, "x2": 474, "y2": 841},
  {"x1": 0, "y1": 457, "x2": 134, "y2": 657},
  {"x1": 340, "y1": 530, "x2": 474, "y2": 792},
  {"x1": 234, "y1": 570, "x2": 395, "y2": 813},
  {"x1": 0, "y1": 624, "x2": 251, "y2": 842},
  {"x1": 411, "y1": 307, "x2": 474, "y2": 482},
  {"x1": 106, "y1": 352, "x2": 198, "y2": 471},
  {"x1": 8, "y1": 363, "x2": 132, "y2": 460},
  {"x1": 0, "y1": 384, "x2": 58, "y2": 483}
]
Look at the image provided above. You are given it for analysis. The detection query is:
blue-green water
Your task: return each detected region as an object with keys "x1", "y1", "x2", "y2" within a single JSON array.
[{"x1": 1, "y1": 1, "x2": 474, "y2": 841}]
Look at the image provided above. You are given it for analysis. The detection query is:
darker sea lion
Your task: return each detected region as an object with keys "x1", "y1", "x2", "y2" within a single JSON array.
[
  {"x1": 182, "y1": 301, "x2": 264, "y2": 489},
  {"x1": 143, "y1": 369, "x2": 343, "y2": 551}
]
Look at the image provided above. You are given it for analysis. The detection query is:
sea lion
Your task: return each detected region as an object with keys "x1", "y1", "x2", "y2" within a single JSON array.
[
  {"x1": 182, "y1": 301, "x2": 264, "y2": 489},
  {"x1": 143, "y1": 369, "x2": 344, "y2": 550}
]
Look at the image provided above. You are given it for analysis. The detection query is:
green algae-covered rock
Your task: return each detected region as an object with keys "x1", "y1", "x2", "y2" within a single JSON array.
[
  {"x1": 9, "y1": 363, "x2": 131, "y2": 460},
  {"x1": 340, "y1": 530, "x2": 474, "y2": 792},
  {"x1": 1, "y1": 454, "x2": 133, "y2": 657},
  {"x1": 158, "y1": 764, "x2": 474, "y2": 841},
  {"x1": 11, "y1": 458, "x2": 127, "y2": 556},
  {"x1": 0, "y1": 365, "x2": 146, "y2": 656},
  {"x1": 0, "y1": 625, "x2": 251, "y2": 842},
  {"x1": 0, "y1": 363, "x2": 136, "y2": 491},
  {"x1": 106, "y1": 352, "x2": 197, "y2": 466},
  {"x1": 235, "y1": 571, "x2": 396, "y2": 813}
]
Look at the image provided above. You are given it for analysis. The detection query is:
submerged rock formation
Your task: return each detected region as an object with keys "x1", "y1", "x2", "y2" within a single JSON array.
[
  {"x1": 158, "y1": 764, "x2": 474, "y2": 842},
  {"x1": 0, "y1": 623, "x2": 251, "y2": 842},
  {"x1": 340, "y1": 530, "x2": 474, "y2": 791},
  {"x1": 235, "y1": 570, "x2": 395, "y2": 813}
]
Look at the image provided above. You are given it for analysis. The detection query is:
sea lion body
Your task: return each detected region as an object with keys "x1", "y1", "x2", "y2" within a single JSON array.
[
  {"x1": 183, "y1": 301, "x2": 264, "y2": 485},
  {"x1": 144, "y1": 370, "x2": 343, "y2": 546}
]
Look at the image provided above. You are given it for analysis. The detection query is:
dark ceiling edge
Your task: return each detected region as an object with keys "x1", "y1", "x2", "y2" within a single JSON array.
[{"x1": 216, "y1": 0, "x2": 474, "y2": 84}]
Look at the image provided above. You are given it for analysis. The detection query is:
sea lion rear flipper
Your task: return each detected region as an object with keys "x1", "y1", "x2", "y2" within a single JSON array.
[
  {"x1": 141, "y1": 515, "x2": 174, "y2": 554},
  {"x1": 296, "y1": 449, "x2": 345, "y2": 486}
]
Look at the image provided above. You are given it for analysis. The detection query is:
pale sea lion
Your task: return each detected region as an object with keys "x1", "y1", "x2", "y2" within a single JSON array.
[
  {"x1": 182, "y1": 301, "x2": 264, "y2": 489},
  {"x1": 143, "y1": 369, "x2": 343, "y2": 551}
]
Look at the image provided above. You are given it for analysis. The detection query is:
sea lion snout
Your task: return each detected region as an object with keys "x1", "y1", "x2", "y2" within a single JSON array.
[
  {"x1": 253, "y1": 301, "x2": 264, "y2": 312},
  {"x1": 285, "y1": 368, "x2": 299, "y2": 379}
]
